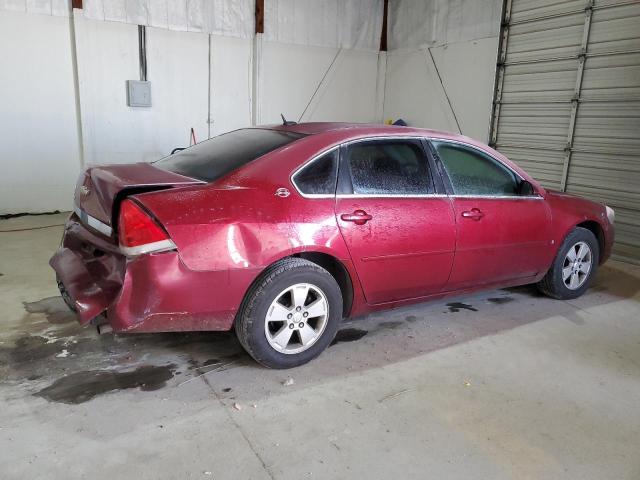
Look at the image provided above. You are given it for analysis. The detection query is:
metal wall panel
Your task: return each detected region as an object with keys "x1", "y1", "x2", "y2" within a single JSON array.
[
  {"x1": 494, "y1": 1, "x2": 584, "y2": 187},
  {"x1": 568, "y1": 1, "x2": 640, "y2": 261},
  {"x1": 491, "y1": 0, "x2": 640, "y2": 262},
  {"x1": 506, "y1": 12, "x2": 585, "y2": 63},
  {"x1": 509, "y1": 0, "x2": 587, "y2": 24}
]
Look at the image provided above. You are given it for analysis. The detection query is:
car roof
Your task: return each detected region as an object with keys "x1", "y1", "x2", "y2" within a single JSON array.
[
  {"x1": 266, "y1": 122, "x2": 467, "y2": 142},
  {"x1": 260, "y1": 122, "x2": 544, "y2": 194}
]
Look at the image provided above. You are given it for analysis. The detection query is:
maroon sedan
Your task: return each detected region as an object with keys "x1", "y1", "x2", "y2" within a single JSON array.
[{"x1": 51, "y1": 123, "x2": 614, "y2": 368}]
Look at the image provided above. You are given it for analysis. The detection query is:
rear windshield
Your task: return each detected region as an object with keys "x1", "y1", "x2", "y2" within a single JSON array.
[{"x1": 155, "y1": 128, "x2": 305, "y2": 182}]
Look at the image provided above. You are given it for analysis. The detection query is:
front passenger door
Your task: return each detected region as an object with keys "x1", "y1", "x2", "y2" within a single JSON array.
[
  {"x1": 335, "y1": 139, "x2": 456, "y2": 304},
  {"x1": 431, "y1": 140, "x2": 551, "y2": 290}
]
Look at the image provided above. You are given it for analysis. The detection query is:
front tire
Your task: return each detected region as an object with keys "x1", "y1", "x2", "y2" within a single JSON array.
[
  {"x1": 235, "y1": 258, "x2": 343, "y2": 369},
  {"x1": 537, "y1": 227, "x2": 599, "y2": 300}
]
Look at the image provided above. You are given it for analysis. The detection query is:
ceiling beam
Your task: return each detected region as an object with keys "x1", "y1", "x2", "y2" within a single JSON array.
[
  {"x1": 255, "y1": 0, "x2": 264, "y2": 34},
  {"x1": 380, "y1": 0, "x2": 388, "y2": 51}
]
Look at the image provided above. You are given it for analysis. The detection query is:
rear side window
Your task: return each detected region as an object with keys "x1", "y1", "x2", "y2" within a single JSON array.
[
  {"x1": 345, "y1": 141, "x2": 433, "y2": 195},
  {"x1": 155, "y1": 129, "x2": 305, "y2": 182},
  {"x1": 433, "y1": 141, "x2": 519, "y2": 196},
  {"x1": 294, "y1": 150, "x2": 338, "y2": 195}
]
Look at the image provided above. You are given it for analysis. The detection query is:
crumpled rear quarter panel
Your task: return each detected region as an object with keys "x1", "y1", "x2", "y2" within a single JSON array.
[{"x1": 109, "y1": 252, "x2": 258, "y2": 332}]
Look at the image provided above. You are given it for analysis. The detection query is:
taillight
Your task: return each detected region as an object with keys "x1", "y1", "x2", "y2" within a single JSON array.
[{"x1": 118, "y1": 199, "x2": 176, "y2": 256}]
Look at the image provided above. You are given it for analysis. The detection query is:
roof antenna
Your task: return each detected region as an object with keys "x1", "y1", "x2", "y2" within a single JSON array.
[{"x1": 281, "y1": 113, "x2": 297, "y2": 126}]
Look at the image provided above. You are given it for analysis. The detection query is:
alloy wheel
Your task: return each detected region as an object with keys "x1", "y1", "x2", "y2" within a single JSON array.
[
  {"x1": 264, "y1": 283, "x2": 329, "y2": 354},
  {"x1": 562, "y1": 241, "x2": 593, "y2": 290}
]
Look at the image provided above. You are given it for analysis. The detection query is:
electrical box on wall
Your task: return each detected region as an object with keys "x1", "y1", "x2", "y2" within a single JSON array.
[{"x1": 126, "y1": 80, "x2": 152, "y2": 107}]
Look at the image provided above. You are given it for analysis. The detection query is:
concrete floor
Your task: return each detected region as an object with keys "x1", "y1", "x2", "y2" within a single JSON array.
[{"x1": 1, "y1": 213, "x2": 639, "y2": 480}]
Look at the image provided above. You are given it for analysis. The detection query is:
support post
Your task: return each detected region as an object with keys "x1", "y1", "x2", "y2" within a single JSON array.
[
  {"x1": 207, "y1": 35, "x2": 212, "y2": 139},
  {"x1": 255, "y1": 0, "x2": 264, "y2": 34},
  {"x1": 69, "y1": 2, "x2": 85, "y2": 167},
  {"x1": 251, "y1": 35, "x2": 263, "y2": 126},
  {"x1": 560, "y1": 1, "x2": 593, "y2": 191},
  {"x1": 380, "y1": 0, "x2": 388, "y2": 52},
  {"x1": 489, "y1": 0, "x2": 513, "y2": 147},
  {"x1": 251, "y1": 0, "x2": 265, "y2": 126}
]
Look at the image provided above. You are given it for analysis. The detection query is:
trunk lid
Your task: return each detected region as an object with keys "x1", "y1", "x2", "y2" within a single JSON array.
[{"x1": 75, "y1": 163, "x2": 202, "y2": 229}]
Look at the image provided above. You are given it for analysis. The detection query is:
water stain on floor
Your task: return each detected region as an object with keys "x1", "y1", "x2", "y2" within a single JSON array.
[
  {"x1": 186, "y1": 353, "x2": 247, "y2": 374},
  {"x1": 331, "y1": 328, "x2": 368, "y2": 346},
  {"x1": 379, "y1": 321, "x2": 403, "y2": 330},
  {"x1": 1, "y1": 335, "x2": 92, "y2": 364},
  {"x1": 35, "y1": 364, "x2": 176, "y2": 404},
  {"x1": 23, "y1": 296, "x2": 75, "y2": 324},
  {"x1": 487, "y1": 297, "x2": 514, "y2": 305},
  {"x1": 187, "y1": 357, "x2": 222, "y2": 370},
  {"x1": 446, "y1": 302, "x2": 478, "y2": 313},
  {"x1": 504, "y1": 285, "x2": 546, "y2": 298}
]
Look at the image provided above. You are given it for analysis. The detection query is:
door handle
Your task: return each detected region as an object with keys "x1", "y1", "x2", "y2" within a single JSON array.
[
  {"x1": 341, "y1": 210, "x2": 373, "y2": 225},
  {"x1": 461, "y1": 208, "x2": 484, "y2": 221}
]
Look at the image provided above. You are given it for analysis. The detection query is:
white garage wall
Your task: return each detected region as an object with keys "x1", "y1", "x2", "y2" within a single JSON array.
[
  {"x1": 209, "y1": 35, "x2": 252, "y2": 136},
  {"x1": 264, "y1": 0, "x2": 383, "y2": 50},
  {"x1": 388, "y1": 0, "x2": 501, "y2": 50},
  {"x1": 81, "y1": 0, "x2": 254, "y2": 37},
  {"x1": 0, "y1": 0, "x2": 69, "y2": 17},
  {"x1": 258, "y1": 0, "x2": 383, "y2": 125},
  {"x1": 0, "y1": 9, "x2": 80, "y2": 213},
  {"x1": 383, "y1": 0, "x2": 501, "y2": 142},
  {"x1": 384, "y1": 37, "x2": 499, "y2": 142},
  {"x1": 259, "y1": 41, "x2": 381, "y2": 125},
  {"x1": 74, "y1": 15, "x2": 209, "y2": 165},
  {"x1": 1, "y1": 2, "x2": 386, "y2": 213},
  {"x1": 302, "y1": 48, "x2": 381, "y2": 123},
  {"x1": 1, "y1": 0, "x2": 504, "y2": 213}
]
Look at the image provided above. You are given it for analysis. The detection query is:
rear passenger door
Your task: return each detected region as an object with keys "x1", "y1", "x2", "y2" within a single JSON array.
[{"x1": 335, "y1": 138, "x2": 456, "y2": 304}]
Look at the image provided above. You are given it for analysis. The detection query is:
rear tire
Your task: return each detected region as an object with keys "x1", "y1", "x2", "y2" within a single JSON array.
[
  {"x1": 235, "y1": 258, "x2": 343, "y2": 369},
  {"x1": 537, "y1": 227, "x2": 599, "y2": 300}
]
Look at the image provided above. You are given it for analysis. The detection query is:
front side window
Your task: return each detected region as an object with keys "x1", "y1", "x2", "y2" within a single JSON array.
[
  {"x1": 156, "y1": 128, "x2": 305, "y2": 182},
  {"x1": 433, "y1": 141, "x2": 519, "y2": 196},
  {"x1": 345, "y1": 141, "x2": 433, "y2": 195},
  {"x1": 294, "y1": 150, "x2": 338, "y2": 195}
]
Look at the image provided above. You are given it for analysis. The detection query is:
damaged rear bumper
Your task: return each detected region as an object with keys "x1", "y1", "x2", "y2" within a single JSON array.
[
  {"x1": 49, "y1": 215, "x2": 248, "y2": 333},
  {"x1": 50, "y1": 247, "x2": 111, "y2": 324}
]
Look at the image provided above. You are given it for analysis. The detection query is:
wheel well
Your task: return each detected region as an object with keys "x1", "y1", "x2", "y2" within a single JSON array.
[
  {"x1": 577, "y1": 220, "x2": 604, "y2": 262},
  {"x1": 292, "y1": 252, "x2": 354, "y2": 316}
]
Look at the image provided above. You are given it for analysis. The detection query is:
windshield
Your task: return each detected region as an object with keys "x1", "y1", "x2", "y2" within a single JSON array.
[{"x1": 155, "y1": 128, "x2": 306, "y2": 182}]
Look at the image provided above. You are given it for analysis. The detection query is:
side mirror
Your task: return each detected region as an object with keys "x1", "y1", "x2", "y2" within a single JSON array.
[{"x1": 518, "y1": 180, "x2": 535, "y2": 196}]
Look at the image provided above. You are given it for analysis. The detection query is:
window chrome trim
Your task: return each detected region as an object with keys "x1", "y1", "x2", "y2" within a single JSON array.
[
  {"x1": 290, "y1": 146, "x2": 340, "y2": 199},
  {"x1": 449, "y1": 195, "x2": 543, "y2": 200},
  {"x1": 341, "y1": 135, "x2": 432, "y2": 146},
  {"x1": 74, "y1": 207, "x2": 113, "y2": 236},
  {"x1": 336, "y1": 194, "x2": 449, "y2": 199},
  {"x1": 291, "y1": 135, "x2": 544, "y2": 201}
]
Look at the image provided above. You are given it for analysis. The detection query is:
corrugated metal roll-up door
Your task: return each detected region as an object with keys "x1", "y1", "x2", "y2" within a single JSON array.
[{"x1": 490, "y1": 0, "x2": 640, "y2": 263}]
